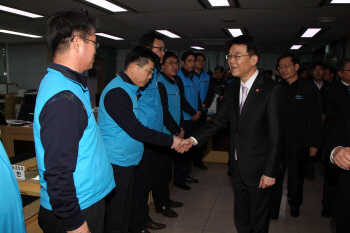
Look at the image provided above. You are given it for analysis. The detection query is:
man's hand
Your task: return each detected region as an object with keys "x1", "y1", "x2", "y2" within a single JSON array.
[
  {"x1": 322, "y1": 114, "x2": 326, "y2": 122},
  {"x1": 202, "y1": 104, "x2": 206, "y2": 110},
  {"x1": 192, "y1": 111, "x2": 201, "y2": 121},
  {"x1": 259, "y1": 175, "x2": 275, "y2": 189},
  {"x1": 178, "y1": 127, "x2": 185, "y2": 139},
  {"x1": 310, "y1": 147, "x2": 318, "y2": 156},
  {"x1": 179, "y1": 137, "x2": 195, "y2": 151},
  {"x1": 333, "y1": 147, "x2": 350, "y2": 170},
  {"x1": 220, "y1": 96, "x2": 224, "y2": 101},
  {"x1": 67, "y1": 221, "x2": 90, "y2": 233}
]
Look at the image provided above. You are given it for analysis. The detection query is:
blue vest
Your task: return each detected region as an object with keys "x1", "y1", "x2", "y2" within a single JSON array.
[
  {"x1": 138, "y1": 67, "x2": 163, "y2": 131},
  {"x1": 197, "y1": 70, "x2": 210, "y2": 111},
  {"x1": 34, "y1": 68, "x2": 115, "y2": 211},
  {"x1": 178, "y1": 69, "x2": 200, "y2": 120},
  {"x1": 157, "y1": 74, "x2": 181, "y2": 135},
  {"x1": 98, "y1": 76, "x2": 144, "y2": 167},
  {"x1": 0, "y1": 142, "x2": 26, "y2": 233}
]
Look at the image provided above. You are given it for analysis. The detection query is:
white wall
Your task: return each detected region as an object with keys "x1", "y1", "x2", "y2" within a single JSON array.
[{"x1": 8, "y1": 44, "x2": 48, "y2": 90}]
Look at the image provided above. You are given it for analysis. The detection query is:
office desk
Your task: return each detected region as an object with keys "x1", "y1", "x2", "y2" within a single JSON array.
[{"x1": 0, "y1": 125, "x2": 34, "y2": 158}]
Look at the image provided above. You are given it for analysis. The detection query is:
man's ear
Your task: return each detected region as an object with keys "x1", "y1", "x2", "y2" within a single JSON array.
[
  {"x1": 251, "y1": 55, "x2": 258, "y2": 66},
  {"x1": 71, "y1": 36, "x2": 82, "y2": 53}
]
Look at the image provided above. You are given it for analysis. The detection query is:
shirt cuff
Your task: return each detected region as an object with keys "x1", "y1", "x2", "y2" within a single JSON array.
[
  {"x1": 191, "y1": 136, "x2": 198, "y2": 145},
  {"x1": 330, "y1": 146, "x2": 343, "y2": 164}
]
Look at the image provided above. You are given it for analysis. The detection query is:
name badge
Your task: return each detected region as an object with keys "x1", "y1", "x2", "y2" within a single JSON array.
[
  {"x1": 295, "y1": 95, "x2": 302, "y2": 99},
  {"x1": 12, "y1": 165, "x2": 25, "y2": 180}
]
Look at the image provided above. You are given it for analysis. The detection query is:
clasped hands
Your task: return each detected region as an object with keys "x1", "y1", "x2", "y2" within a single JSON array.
[
  {"x1": 171, "y1": 136, "x2": 196, "y2": 153},
  {"x1": 333, "y1": 146, "x2": 350, "y2": 170}
]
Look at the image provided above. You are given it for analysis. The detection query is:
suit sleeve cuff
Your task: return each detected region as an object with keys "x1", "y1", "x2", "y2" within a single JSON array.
[
  {"x1": 330, "y1": 146, "x2": 342, "y2": 165},
  {"x1": 191, "y1": 137, "x2": 198, "y2": 145},
  {"x1": 62, "y1": 210, "x2": 85, "y2": 231}
]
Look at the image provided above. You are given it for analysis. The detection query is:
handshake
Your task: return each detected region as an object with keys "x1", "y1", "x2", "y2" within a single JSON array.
[{"x1": 171, "y1": 136, "x2": 196, "y2": 153}]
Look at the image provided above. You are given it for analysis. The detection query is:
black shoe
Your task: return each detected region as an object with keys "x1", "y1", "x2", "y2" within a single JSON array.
[
  {"x1": 166, "y1": 199, "x2": 183, "y2": 208},
  {"x1": 194, "y1": 161, "x2": 208, "y2": 170},
  {"x1": 174, "y1": 182, "x2": 191, "y2": 190},
  {"x1": 321, "y1": 208, "x2": 331, "y2": 217},
  {"x1": 145, "y1": 220, "x2": 166, "y2": 230},
  {"x1": 156, "y1": 206, "x2": 179, "y2": 217},
  {"x1": 185, "y1": 177, "x2": 198, "y2": 183},
  {"x1": 290, "y1": 208, "x2": 300, "y2": 218}
]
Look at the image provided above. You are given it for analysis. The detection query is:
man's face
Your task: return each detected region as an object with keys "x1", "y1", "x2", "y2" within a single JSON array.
[
  {"x1": 339, "y1": 62, "x2": 350, "y2": 84},
  {"x1": 278, "y1": 57, "x2": 299, "y2": 81},
  {"x1": 151, "y1": 38, "x2": 165, "y2": 64},
  {"x1": 311, "y1": 65, "x2": 324, "y2": 81},
  {"x1": 324, "y1": 68, "x2": 334, "y2": 82},
  {"x1": 300, "y1": 70, "x2": 307, "y2": 79},
  {"x1": 161, "y1": 56, "x2": 179, "y2": 78},
  {"x1": 81, "y1": 32, "x2": 97, "y2": 71},
  {"x1": 228, "y1": 44, "x2": 257, "y2": 80},
  {"x1": 133, "y1": 60, "x2": 155, "y2": 87},
  {"x1": 181, "y1": 55, "x2": 195, "y2": 72},
  {"x1": 195, "y1": 55, "x2": 205, "y2": 70},
  {"x1": 214, "y1": 70, "x2": 224, "y2": 80}
]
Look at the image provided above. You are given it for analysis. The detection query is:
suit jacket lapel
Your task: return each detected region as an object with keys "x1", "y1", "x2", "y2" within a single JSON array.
[{"x1": 239, "y1": 74, "x2": 264, "y2": 121}]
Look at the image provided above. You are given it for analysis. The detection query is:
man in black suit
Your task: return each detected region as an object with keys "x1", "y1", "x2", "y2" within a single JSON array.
[
  {"x1": 277, "y1": 53, "x2": 322, "y2": 218},
  {"x1": 321, "y1": 58, "x2": 350, "y2": 218},
  {"x1": 181, "y1": 35, "x2": 286, "y2": 233}
]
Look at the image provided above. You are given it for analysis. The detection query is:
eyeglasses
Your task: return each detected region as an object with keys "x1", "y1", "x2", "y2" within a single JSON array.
[
  {"x1": 137, "y1": 65, "x2": 154, "y2": 76},
  {"x1": 277, "y1": 64, "x2": 294, "y2": 70},
  {"x1": 152, "y1": 46, "x2": 167, "y2": 52},
  {"x1": 226, "y1": 54, "x2": 254, "y2": 60},
  {"x1": 80, "y1": 37, "x2": 99, "y2": 49},
  {"x1": 164, "y1": 61, "x2": 179, "y2": 66}
]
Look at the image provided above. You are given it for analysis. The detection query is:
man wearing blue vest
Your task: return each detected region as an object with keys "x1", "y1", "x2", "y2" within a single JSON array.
[
  {"x1": 33, "y1": 9, "x2": 115, "y2": 233},
  {"x1": 128, "y1": 32, "x2": 168, "y2": 233},
  {"x1": 98, "y1": 46, "x2": 184, "y2": 233},
  {"x1": 193, "y1": 53, "x2": 215, "y2": 170},
  {"x1": 174, "y1": 51, "x2": 202, "y2": 190},
  {"x1": 153, "y1": 51, "x2": 185, "y2": 218}
]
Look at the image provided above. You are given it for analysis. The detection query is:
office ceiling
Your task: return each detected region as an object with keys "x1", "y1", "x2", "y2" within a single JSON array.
[{"x1": 0, "y1": 0, "x2": 349, "y2": 54}]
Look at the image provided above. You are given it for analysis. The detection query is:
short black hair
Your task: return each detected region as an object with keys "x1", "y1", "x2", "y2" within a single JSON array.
[
  {"x1": 265, "y1": 70, "x2": 273, "y2": 76},
  {"x1": 139, "y1": 32, "x2": 164, "y2": 48},
  {"x1": 336, "y1": 58, "x2": 350, "y2": 72},
  {"x1": 325, "y1": 66, "x2": 336, "y2": 75},
  {"x1": 277, "y1": 53, "x2": 299, "y2": 66},
  {"x1": 47, "y1": 8, "x2": 98, "y2": 55},
  {"x1": 214, "y1": 66, "x2": 224, "y2": 73},
  {"x1": 181, "y1": 51, "x2": 195, "y2": 62},
  {"x1": 195, "y1": 53, "x2": 206, "y2": 61},
  {"x1": 124, "y1": 46, "x2": 158, "y2": 70},
  {"x1": 297, "y1": 68, "x2": 306, "y2": 75},
  {"x1": 228, "y1": 35, "x2": 260, "y2": 59},
  {"x1": 163, "y1": 51, "x2": 178, "y2": 64},
  {"x1": 311, "y1": 61, "x2": 325, "y2": 70},
  {"x1": 207, "y1": 70, "x2": 213, "y2": 77}
]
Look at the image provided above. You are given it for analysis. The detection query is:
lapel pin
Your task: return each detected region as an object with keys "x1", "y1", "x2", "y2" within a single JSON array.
[{"x1": 256, "y1": 89, "x2": 259, "y2": 92}]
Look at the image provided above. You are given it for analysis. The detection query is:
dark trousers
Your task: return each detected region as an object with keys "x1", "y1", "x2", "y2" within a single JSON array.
[
  {"x1": 285, "y1": 146, "x2": 308, "y2": 209},
  {"x1": 129, "y1": 145, "x2": 157, "y2": 232},
  {"x1": 193, "y1": 110, "x2": 207, "y2": 163},
  {"x1": 269, "y1": 158, "x2": 286, "y2": 219},
  {"x1": 322, "y1": 150, "x2": 340, "y2": 211},
  {"x1": 38, "y1": 199, "x2": 105, "y2": 233},
  {"x1": 333, "y1": 173, "x2": 350, "y2": 233},
  {"x1": 153, "y1": 147, "x2": 174, "y2": 209},
  {"x1": 104, "y1": 164, "x2": 135, "y2": 233},
  {"x1": 174, "y1": 120, "x2": 197, "y2": 184},
  {"x1": 232, "y1": 160, "x2": 273, "y2": 233}
]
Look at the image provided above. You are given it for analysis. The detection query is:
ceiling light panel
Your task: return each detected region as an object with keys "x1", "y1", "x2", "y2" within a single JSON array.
[
  {"x1": 228, "y1": 29, "x2": 243, "y2": 37},
  {"x1": 331, "y1": 0, "x2": 350, "y2": 3},
  {"x1": 0, "y1": 5, "x2": 43, "y2": 18},
  {"x1": 0, "y1": 29, "x2": 42, "y2": 38},
  {"x1": 301, "y1": 28, "x2": 321, "y2": 38},
  {"x1": 191, "y1": 46, "x2": 205, "y2": 50},
  {"x1": 85, "y1": 0, "x2": 127, "y2": 12},
  {"x1": 290, "y1": 45, "x2": 302, "y2": 50},
  {"x1": 156, "y1": 30, "x2": 180, "y2": 38},
  {"x1": 208, "y1": 0, "x2": 230, "y2": 7},
  {"x1": 96, "y1": 33, "x2": 123, "y2": 40}
]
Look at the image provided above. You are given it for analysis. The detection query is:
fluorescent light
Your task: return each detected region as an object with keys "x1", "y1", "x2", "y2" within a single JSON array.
[
  {"x1": 331, "y1": 0, "x2": 350, "y2": 3},
  {"x1": 228, "y1": 29, "x2": 243, "y2": 37},
  {"x1": 290, "y1": 45, "x2": 302, "y2": 50},
  {"x1": 0, "y1": 29, "x2": 42, "y2": 38},
  {"x1": 0, "y1": 5, "x2": 43, "y2": 18},
  {"x1": 191, "y1": 46, "x2": 205, "y2": 50},
  {"x1": 208, "y1": 0, "x2": 230, "y2": 7},
  {"x1": 96, "y1": 33, "x2": 123, "y2": 40},
  {"x1": 85, "y1": 0, "x2": 127, "y2": 12},
  {"x1": 156, "y1": 30, "x2": 180, "y2": 38},
  {"x1": 301, "y1": 28, "x2": 321, "y2": 38}
]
